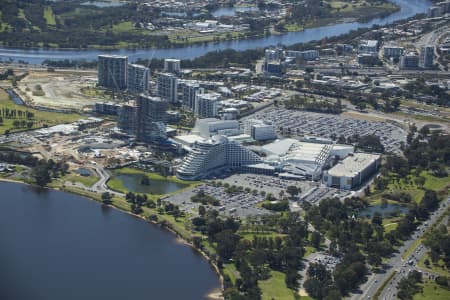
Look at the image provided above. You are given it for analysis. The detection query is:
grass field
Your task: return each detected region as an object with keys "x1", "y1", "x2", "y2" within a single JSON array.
[
  {"x1": 63, "y1": 172, "x2": 99, "y2": 187},
  {"x1": 418, "y1": 254, "x2": 450, "y2": 277},
  {"x1": 223, "y1": 263, "x2": 239, "y2": 285},
  {"x1": 368, "y1": 171, "x2": 450, "y2": 206},
  {"x1": 0, "y1": 89, "x2": 82, "y2": 135},
  {"x1": 259, "y1": 271, "x2": 300, "y2": 300},
  {"x1": 414, "y1": 280, "x2": 450, "y2": 300},
  {"x1": 43, "y1": 7, "x2": 56, "y2": 26}
]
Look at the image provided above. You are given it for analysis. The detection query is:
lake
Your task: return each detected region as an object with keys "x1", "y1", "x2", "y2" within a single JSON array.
[
  {"x1": 212, "y1": 6, "x2": 259, "y2": 17},
  {"x1": 0, "y1": 181, "x2": 219, "y2": 300},
  {"x1": 360, "y1": 203, "x2": 409, "y2": 218},
  {"x1": 113, "y1": 173, "x2": 189, "y2": 194},
  {"x1": 0, "y1": 0, "x2": 431, "y2": 64}
]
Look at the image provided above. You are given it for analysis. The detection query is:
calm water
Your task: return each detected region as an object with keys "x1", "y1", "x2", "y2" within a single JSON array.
[
  {"x1": 0, "y1": 181, "x2": 219, "y2": 300},
  {"x1": 212, "y1": 6, "x2": 259, "y2": 17},
  {"x1": 360, "y1": 203, "x2": 409, "y2": 218},
  {"x1": 81, "y1": 1, "x2": 125, "y2": 7},
  {"x1": 0, "y1": 0, "x2": 431, "y2": 64},
  {"x1": 114, "y1": 173, "x2": 188, "y2": 194}
]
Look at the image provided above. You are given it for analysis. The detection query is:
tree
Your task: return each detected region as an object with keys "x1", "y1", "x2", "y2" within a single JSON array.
[
  {"x1": 286, "y1": 185, "x2": 301, "y2": 198},
  {"x1": 311, "y1": 231, "x2": 322, "y2": 249},
  {"x1": 215, "y1": 229, "x2": 240, "y2": 260},
  {"x1": 101, "y1": 192, "x2": 112, "y2": 204},
  {"x1": 32, "y1": 163, "x2": 51, "y2": 187},
  {"x1": 140, "y1": 175, "x2": 150, "y2": 185},
  {"x1": 198, "y1": 205, "x2": 206, "y2": 217}
]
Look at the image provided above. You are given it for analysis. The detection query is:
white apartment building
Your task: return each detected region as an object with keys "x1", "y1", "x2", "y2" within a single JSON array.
[{"x1": 195, "y1": 92, "x2": 221, "y2": 118}]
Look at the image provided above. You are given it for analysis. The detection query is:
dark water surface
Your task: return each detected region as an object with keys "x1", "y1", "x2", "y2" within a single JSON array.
[{"x1": 0, "y1": 181, "x2": 219, "y2": 300}]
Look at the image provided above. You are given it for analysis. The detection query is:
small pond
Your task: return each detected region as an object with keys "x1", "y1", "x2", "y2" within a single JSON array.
[
  {"x1": 359, "y1": 203, "x2": 409, "y2": 218},
  {"x1": 81, "y1": 1, "x2": 126, "y2": 8},
  {"x1": 212, "y1": 6, "x2": 259, "y2": 17},
  {"x1": 76, "y1": 168, "x2": 92, "y2": 176},
  {"x1": 114, "y1": 173, "x2": 188, "y2": 194}
]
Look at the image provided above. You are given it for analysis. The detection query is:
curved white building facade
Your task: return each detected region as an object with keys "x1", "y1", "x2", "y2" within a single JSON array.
[{"x1": 176, "y1": 136, "x2": 261, "y2": 180}]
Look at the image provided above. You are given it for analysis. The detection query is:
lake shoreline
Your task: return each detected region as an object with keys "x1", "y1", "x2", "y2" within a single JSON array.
[
  {"x1": 0, "y1": 177, "x2": 224, "y2": 299},
  {"x1": 0, "y1": 0, "x2": 427, "y2": 53}
]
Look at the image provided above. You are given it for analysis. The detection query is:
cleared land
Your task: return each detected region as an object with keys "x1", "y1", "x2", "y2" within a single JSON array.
[
  {"x1": 0, "y1": 88, "x2": 81, "y2": 135},
  {"x1": 16, "y1": 70, "x2": 107, "y2": 111}
]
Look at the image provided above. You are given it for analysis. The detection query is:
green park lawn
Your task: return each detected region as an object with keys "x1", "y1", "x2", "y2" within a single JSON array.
[
  {"x1": 368, "y1": 171, "x2": 450, "y2": 206},
  {"x1": 63, "y1": 172, "x2": 99, "y2": 187},
  {"x1": 418, "y1": 254, "x2": 450, "y2": 277},
  {"x1": 259, "y1": 271, "x2": 300, "y2": 300},
  {"x1": 0, "y1": 89, "x2": 82, "y2": 135},
  {"x1": 414, "y1": 280, "x2": 450, "y2": 300},
  {"x1": 43, "y1": 7, "x2": 56, "y2": 26}
]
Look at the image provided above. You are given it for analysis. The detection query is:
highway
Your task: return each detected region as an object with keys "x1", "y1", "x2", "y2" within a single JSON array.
[
  {"x1": 348, "y1": 195, "x2": 450, "y2": 300},
  {"x1": 378, "y1": 206, "x2": 449, "y2": 300}
]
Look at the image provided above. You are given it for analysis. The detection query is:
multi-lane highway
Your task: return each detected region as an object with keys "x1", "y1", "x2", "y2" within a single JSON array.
[{"x1": 348, "y1": 195, "x2": 450, "y2": 300}]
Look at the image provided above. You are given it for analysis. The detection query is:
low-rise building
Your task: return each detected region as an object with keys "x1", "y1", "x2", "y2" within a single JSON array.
[
  {"x1": 244, "y1": 119, "x2": 276, "y2": 141},
  {"x1": 323, "y1": 153, "x2": 381, "y2": 190},
  {"x1": 400, "y1": 52, "x2": 419, "y2": 69},
  {"x1": 358, "y1": 40, "x2": 378, "y2": 54},
  {"x1": 383, "y1": 45, "x2": 404, "y2": 58},
  {"x1": 95, "y1": 102, "x2": 121, "y2": 115}
]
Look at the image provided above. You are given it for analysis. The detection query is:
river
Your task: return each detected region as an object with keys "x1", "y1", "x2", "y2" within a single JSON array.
[
  {"x1": 0, "y1": 0, "x2": 431, "y2": 65},
  {"x1": 0, "y1": 181, "x2": 219, "y2": 300}
]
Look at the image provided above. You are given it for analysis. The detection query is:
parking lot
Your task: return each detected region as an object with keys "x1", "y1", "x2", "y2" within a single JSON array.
[
  {"x1": 163, "y1": 183, "x2": 270, "y2": 218},
  {"x1": 218, "y1": 173, "x2": 315, "y2": 198},
  {"x1": 301, "y1": 185, "x2": 351, "y2": 205},
  {"x1": 250, "y1": 108, "x2": 407, "y2": 153},
  {"x1": 0, "y1": 132, "x2": 35, "y2": 146}
]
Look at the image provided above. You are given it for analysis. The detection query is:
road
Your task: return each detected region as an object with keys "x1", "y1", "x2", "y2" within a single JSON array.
[
  {"x1": 348, "y1": 195, "x2": 450, "y2": 300},
  {"x1": 417, "y1": 25, "x2": 450, "y2": 70},
  {"x1": 378, "y1": 211, "x2": 449, "y2": 300},
  {"x1": 90, "y1": 165, "x2": 123, "y2": 197}
]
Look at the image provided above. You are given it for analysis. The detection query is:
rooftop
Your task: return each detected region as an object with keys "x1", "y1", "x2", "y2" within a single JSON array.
[{"x1": 327, "y1": 153, "x2": 380, "y2": 177}]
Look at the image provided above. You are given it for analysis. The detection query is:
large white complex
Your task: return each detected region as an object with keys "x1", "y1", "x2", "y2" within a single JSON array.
[
  {"x1": 244, "y1": 119, "x2": 276, "y2": 141},
  {"x1": 176, "y1": 135, "x2": 262, "y2": 180},
  {"x1": 261, "y1": 139, "x2": 333, "y2": 180},
  {"x1": 157, "y1": 73, "x2": 178, "y2": 103},
  {"x1": 98, "y1": 55, "x2": 128, "y2": 90},
  {"x1": 127, "y1": 64, "x2": 149, "y2": 94},
  {"x1": 323, "y1": 153, "x2": 381, "y2": 190},
  {"x1": 195, "y1": 92, "x2": 221, "y2": 118}
]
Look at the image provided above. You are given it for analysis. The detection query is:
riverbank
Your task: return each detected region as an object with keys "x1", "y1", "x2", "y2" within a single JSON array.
[
  {"x1": 0, "y1": 176, "x2": 225, "y2": 299},
  {"x1": 0, "y1": 1, "x2": 402, "y2": 51},
  {"x1": 0, "y1": 0, "x2": 431, "y2": 64}
]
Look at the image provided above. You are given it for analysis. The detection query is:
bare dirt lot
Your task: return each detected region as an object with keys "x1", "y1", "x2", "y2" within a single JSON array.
[{"x1": 17, "y1": 70, "x2": 109, "y2": 111}]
